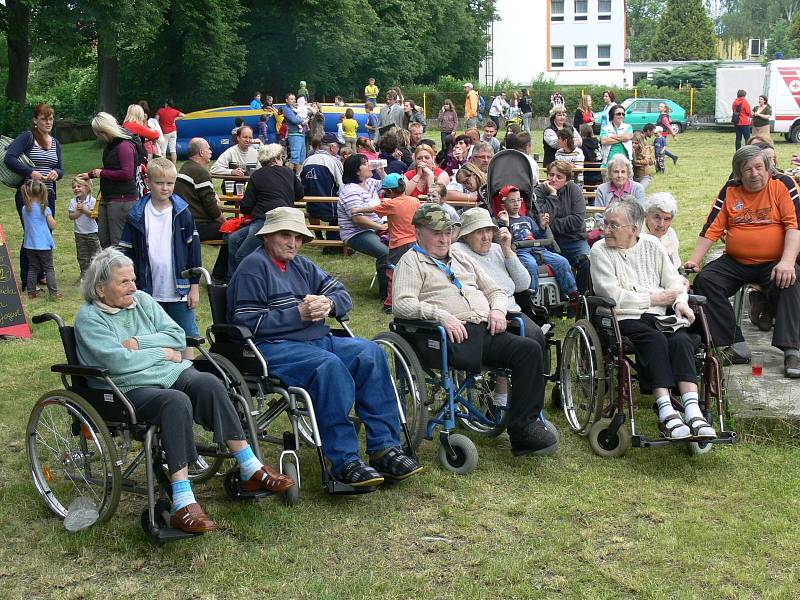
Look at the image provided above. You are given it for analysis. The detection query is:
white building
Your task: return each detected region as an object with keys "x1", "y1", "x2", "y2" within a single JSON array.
[{"x1": 479, "y1": 0, "x2": 628, "y2": 87}]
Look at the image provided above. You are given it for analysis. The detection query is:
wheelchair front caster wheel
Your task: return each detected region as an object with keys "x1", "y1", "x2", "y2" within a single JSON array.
[
  {"x1": 439, "y1": 433, "x2": 478, "y2": 475},
  {"x1": 588, "y1": 418, "x2": 631, "y2": 458},
  {"x1": 550, "y1": 385, "x2": 562, "y2": 410},
  {"x1": 688, "y1": 440, "x2": 714, "y2": 456},
  {"x1": 140, "y1": 498, "x2": 171, "y2": 540},
  {"x1": 282, "y1": 462, "x2": 300, "y2": 506},
  {"x1": 223, "y1": 471, "x2": 244, "y2": 500}
]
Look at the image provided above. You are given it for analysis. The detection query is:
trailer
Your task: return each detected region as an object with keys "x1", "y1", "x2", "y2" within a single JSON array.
[{"x1": 715, "y1": 66, "x2": 765, "y2": 124}]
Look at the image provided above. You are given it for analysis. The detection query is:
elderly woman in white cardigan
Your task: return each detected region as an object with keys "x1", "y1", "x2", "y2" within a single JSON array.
[{"x1": 590, "y1": 197, "x2": 716, "y2": 441}]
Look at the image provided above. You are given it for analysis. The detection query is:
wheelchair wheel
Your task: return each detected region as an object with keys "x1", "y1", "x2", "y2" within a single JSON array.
[
  {"x1": 688, "y1": 440, "x2": 714, "y2": 455},
  {"x1": 372, "y1": 332, "x2": 429, "y2": 450},
  {"x1": 191, "y1": 352, "x2": 253, "y2": 483},
  {"x1": 438, "y1": 433, "x2": 478, "y2": 475},
  {"x1": 454, "y1": 370, "x2": 509, "y2": 438},
  {"x1": 588, "y1": 418, "x2": 631, "y2": 458},
  {"x1": 27, "y1": 390, "x2": 121, "y2": 525},
  {"x1": 282, "y1": 461, "x2": 300, "y2": 506},
  {"x1": 560, "y1": 320, "x2": 605, "y2": 435}
]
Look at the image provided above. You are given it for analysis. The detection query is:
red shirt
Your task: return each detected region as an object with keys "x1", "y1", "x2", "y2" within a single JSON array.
[
  {"x1": 156, "y1": 107, "x2": 182, "y2": 134},
  {"x1": 404, "y1": 168, "x2": 445, "y2": 198}
]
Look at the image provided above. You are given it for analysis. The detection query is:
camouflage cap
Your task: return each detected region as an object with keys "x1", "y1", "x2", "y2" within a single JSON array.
[{"x1": 412, "y1": 203, "x2": 455, "y2": 231}]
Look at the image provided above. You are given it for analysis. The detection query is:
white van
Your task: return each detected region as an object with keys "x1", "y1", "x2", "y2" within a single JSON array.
[{"x1": 764, "y1": 59, "x2": 800, "y2": 142}]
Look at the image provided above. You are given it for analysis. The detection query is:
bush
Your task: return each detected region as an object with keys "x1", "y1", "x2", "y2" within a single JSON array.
[{"x1": 0, "y1": 98, "x2": 29, "y2": 137}]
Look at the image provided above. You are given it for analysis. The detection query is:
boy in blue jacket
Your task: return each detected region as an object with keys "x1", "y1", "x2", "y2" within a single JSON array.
[{"x1": 119, "y1": 157, "x2": 201, "y2": 357}]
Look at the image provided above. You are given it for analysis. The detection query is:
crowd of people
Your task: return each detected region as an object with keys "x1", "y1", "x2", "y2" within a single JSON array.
[{"x1": 7, "y1": 78, "x2": 800, "y2": 534}]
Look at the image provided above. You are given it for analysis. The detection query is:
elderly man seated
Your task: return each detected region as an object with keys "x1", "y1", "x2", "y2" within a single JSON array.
[
  {"x1": 227, "y1": 207, "x2": 422, "y2": 487},
  {"x1": 392, "y1": 204, "x2": 558, "y2": 456},
  {"x1": 591, "y1": 197, "x2": 717, "y2": 440},
  {"x1": 686, "y1": 145, "x2": 800, "y2": 377}
]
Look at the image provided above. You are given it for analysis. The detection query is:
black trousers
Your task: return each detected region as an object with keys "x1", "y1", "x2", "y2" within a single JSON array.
[
  {"x1": 195, "y1": 220, "x2": 229, "y2": 281},
  {"x1": 693, "y1": 254, "x2": 800, "y2": 351},
  {"x1": 618, "y1": 314, "x2": 698, "y2": 391},
  {"x1": 125, "y1": 368, "x2": 245, "y2": 474}
]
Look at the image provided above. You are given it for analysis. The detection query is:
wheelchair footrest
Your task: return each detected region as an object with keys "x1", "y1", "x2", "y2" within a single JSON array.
[
  {"x1": 633, "y1": 431, "x2": 738, "y2": 448},
  {"x1": 152, "y1": 527, "x2": 202, "y2": 544},
  {"x1": 324, "y1": 479, "x2": 379, "y2": 495}
]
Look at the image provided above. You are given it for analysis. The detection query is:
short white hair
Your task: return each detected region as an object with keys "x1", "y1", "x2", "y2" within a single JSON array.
[
  {"x1": 258, "y1": 143, "x2": 284, "y2": 165},
  {"x1": 645, "y1": 192, "x2": 678, "y2": 217},
  {"x1": 81, "y1": 248, "x2": 134, "y2": 303},
  {"x1": 606, "y1": 154, "x2": 633, "y2": 180}
]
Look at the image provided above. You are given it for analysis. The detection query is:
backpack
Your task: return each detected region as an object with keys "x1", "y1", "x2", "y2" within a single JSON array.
[
  {"x1": 477, "y1": 95, "x2": 486, "y2": 122},
  {"x1": 731, "y1": 107, "x2": 741, "y2": 126},
  {"x1": 0, "y1": 133, "x2": 37, "y2": 189},
  {"x1": 124, "y1": 131, "x2": 148, "y2": 197}
]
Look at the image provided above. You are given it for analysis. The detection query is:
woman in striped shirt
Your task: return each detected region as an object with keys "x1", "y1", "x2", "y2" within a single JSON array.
[{"x1": 4, "y1": 102, "x2": 64, "y2": 284}]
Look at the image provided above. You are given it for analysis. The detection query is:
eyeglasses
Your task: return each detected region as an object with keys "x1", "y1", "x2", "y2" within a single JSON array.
[
  {"x1": 614, "y1": 112, "x2": 625, "y2": 116},
  {"x1": 602, "y1": 222, "x2": 632, "y2": 232}
]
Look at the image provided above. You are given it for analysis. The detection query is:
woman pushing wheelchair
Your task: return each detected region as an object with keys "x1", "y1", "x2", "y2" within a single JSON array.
[
  {"x1": 590, "y1": 197, "x2": 717, "y2": 441},
  {"x1": 75, "y1": 248, "x2": 294, "y2": 534}
]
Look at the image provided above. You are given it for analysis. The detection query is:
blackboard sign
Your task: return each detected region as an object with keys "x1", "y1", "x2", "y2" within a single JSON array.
[{"x1": 0, "y1": 224, "x2": 31, "y2": 339}]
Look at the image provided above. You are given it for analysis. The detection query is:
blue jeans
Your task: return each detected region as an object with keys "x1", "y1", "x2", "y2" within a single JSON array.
[
  {"x1": 159, "y1": 301, "x2": 199, "y2": 337},
  {"x1": 516, "y1": 250, "x2": 540, "y2": 292},
  {"x1": 287, "y1": 134, "x2": 307, "y2": 164},
  {"x1": 227, "y1": 218, "x2": 264, "y2": 279},
  {"x1": 735, "y1": 125, "x2": 751, "y2": 150},
  {"x1": 346, "y1": 230, "x2": 389, "y2": 299},
  {"x1": 518, "y1": 249, "x2": 577, "y2": 295},
  {"x1": 257, "y1": 334, "x2": 401, "y2": 472},
  {"x1": 555, "y1": 238, "x2": 590, "y2": 294}
]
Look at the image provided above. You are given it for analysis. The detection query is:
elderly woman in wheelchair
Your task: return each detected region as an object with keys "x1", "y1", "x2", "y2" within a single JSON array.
[
  {"x1": 73, "y1": 248, "x2": 293, "y2": 533},
  {"x1": 589, "y1": 197, "x2": 717, "y2": 442}
]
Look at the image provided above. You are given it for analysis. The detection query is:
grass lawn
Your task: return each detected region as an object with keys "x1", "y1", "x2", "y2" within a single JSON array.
[{"x1": 0, "y1": 132, "x2": 798, "y2": 599}]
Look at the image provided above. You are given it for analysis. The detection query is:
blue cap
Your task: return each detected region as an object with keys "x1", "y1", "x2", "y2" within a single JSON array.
[{"x1": 382, "y1": 173, "x2": 404, "y2": 190}]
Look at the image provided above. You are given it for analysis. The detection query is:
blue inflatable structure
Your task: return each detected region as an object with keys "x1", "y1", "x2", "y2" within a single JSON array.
[{"x1": 175, "y1": 103, "x2": 375, "y2": 158}]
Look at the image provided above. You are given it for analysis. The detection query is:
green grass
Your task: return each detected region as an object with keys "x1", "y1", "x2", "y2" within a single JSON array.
[{"x1": 1, "y1": 132, "x2": 799, "y2": 599}]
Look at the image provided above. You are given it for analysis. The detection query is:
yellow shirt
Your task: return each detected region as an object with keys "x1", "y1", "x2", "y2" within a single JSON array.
[
  {"x1": 343, "y1": 118, "x2": 359, "y2": 139},
  {"x1": 365, "y1": 84, "x2": 379, "y2": 98}
]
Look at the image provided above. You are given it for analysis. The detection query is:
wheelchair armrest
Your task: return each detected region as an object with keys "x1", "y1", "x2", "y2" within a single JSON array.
[
  {"x1": 210, "y1": 323, "x2": 254, "y2": 343},
  {"x1": 185, "y1": 336, "x2": 206, "y2": 348},
  {"x1": 513, "y1": 238, "x2": 554, "y2": 250},
  {"x1": 586, "y1": 295, "x2": 617, "y2": 309},
  {"x1": 51, "y1": 364, "x2": 109, "y2": 378},
  {"x1": 687, "y1": 294, "x2": 707, "y2": 306},
  {"x1": 391, "y1": 318, "x2": 444, "y2": 335},
  {"x1": 335, "y1": 313, "x2": 350, "y2": 323}
]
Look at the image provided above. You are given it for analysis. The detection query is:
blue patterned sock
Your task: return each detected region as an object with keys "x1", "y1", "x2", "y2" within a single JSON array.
[
  {"x1": 171, "y1": 479, "x2": 196, "y2": 513},
  {"x1": 234, "y1": 445, "x2": 263, "y2": 480}
]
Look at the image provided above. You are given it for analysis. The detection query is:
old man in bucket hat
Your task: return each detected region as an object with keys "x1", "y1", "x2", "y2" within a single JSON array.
[
  {"x1": 228, "y1": 206, "x2": 422, "y2": 488},
  {"x1": 392, "y1": 204, "x2": 559, "y2": 457}
]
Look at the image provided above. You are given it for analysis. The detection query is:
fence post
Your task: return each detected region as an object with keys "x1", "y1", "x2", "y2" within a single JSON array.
[
  {"x1": 690, "y1": 86, "x2": 695, "y2": 116},
  {"x1": 423, "y1": 92, "x2": 427, "y2": 119}
]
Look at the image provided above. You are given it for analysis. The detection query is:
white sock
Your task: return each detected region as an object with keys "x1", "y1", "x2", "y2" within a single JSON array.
[
  {"x1": 493, "y1": 393, "x2": 508, "y2": 407},
  {"x1": 656, "y1": 395, "x2": 689, "y2": 438},
  {"x1": 683, "y1": 393, "x2": 715, "y2": 436}
]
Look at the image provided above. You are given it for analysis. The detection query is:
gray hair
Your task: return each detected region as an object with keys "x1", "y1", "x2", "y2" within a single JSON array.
[
  {"x1": 187, "y1": 137, "x2": 208, "y2": 157},
  {"x1": 470, "y1": 141, "x2": 494, "y2": 157},
  {"x1": 606, "y1": 153, "x2": 634, "y2": 180},
  {"x1": 605, "y1": 195, "x2": 645, "y2": 229},
  {"x1": 91, "y1": 112, "x2": 131, "y2": 142},
  {"x1": 645, "y1": 192, "x2": 678, "y2": 217},
  {"x1": 81, "y1": 248, "x2": 134, "y2": 303},
  {"x1": 259, "y1": 143, "x2": 284, "y2": 165},
  {"x1": 732, "y1": 145, "x2": 773, "y2": 181}
]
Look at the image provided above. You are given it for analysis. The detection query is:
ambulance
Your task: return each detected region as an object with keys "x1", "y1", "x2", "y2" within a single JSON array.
[{"x1": 765, "y1": 59, "x2": 800, "y2": 142}]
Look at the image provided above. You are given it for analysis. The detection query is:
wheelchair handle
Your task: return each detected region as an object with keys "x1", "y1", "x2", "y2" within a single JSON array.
[
  {"x1": 32, "y1": 313, "x2": 66, "y2": 328},
  {"x1": 181, "y1": 267, "x2": 211, "y2": 286},
  {"x1": 513, "y1": 239, "x2": 554, "y2": 250}
]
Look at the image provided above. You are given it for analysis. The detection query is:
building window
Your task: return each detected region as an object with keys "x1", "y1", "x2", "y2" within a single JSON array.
[
  {"x1": 551, "y1": 0, "x2": 564, "y2": 21},
  {"x1": 551, "y1": 46, "x2": 564, "y2": 68},
  {"x1": 598, "y1": 44, "x2": 611, "y2": 66},
  {"x1": 575, "y1": 0, "x2": 588, "y2": 21},
  {"x1": 574, "y1": 45, "x2": 588, "y2": 67},
  {"x1": 598, "y1": 0, "x2": 611, "y2": 20}
]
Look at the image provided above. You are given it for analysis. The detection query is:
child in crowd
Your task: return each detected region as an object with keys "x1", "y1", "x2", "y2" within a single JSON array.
[
  {"x1": 579, "y1": 124, "x2": 603, "y2": 190},
  {"x1": 336, "y1": 113, "x2": 346, "y2": 145},
  {"x1": 365, "y1": 102, "x2": 379, "y2": 141},
  {"x1": 428, "y1": 182, "x2": 462, "y2": 239},
  {"x1": 356, "y1": 137, "x2": 379, "y2": 161},
  {"x1": 555, "y1": 127, "x2": 585, "y2": 186},
  {"x1": 631, "y1": 131, "x2": 655, "y2": 189},
  {"x1": 277, "y1": 108, "x2": 288, "y2": 151},
  {"x1": 258, "y1": 114, "x2": 268, "y2": 144},
  {"x1": 653, "y1": 126, "x2": 667, "y2": 173},
  {"x1": 481, "y1": 121, "x2": 502, "y2": 153},
  {"x1": 339, "y1": 146, "x2": 353, "y2": 162},
  {"x1": 68, "y1": 176, "x2": 101, "y2": 282},
  {"x1": 350, "y1": 173, "x2": 420, "y2": 311},
  {"x1": 496, "y1": 185, "x2": 577, "y2": 301},
  {"x1": 119, "y1": 157, "x2": 201, "y2": 358},
  {"x1": 22, "y1": 179, "x2": 61, "y2": 299}
]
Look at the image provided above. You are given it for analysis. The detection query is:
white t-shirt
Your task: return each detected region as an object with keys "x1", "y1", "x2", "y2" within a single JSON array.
[
  {"x1": 67, "y1": 195, "x2": 99, "y2": 234},
  {"x1": 145, "y1": 200, "x2": 180, "y2": 302}
]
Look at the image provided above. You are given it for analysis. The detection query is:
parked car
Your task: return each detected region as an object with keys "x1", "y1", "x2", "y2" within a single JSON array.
[{"x1": 620, "y1": 98, "x2": 687, "y2": 135}]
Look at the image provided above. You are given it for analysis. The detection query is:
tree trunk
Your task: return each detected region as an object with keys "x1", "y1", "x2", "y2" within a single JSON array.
[
  {"x1": 97, "y1": 31, "x2": 119, "y2": 115},
  {"x1": 4, "y1": 0, "x2": 31, "y2": 104}
]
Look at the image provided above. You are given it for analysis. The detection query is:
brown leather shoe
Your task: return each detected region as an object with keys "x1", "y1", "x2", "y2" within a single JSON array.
[
  {"x1": 169, "y1": 502, "x2": 218, "y2": 533},
  {"x1": 240, "y1": 465, "x2": 295, "y2": 494}
]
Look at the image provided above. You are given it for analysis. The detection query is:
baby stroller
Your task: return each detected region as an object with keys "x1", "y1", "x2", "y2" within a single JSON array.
[{"x1": 486, "y1": 149, "x2": 563, "y2": 310}]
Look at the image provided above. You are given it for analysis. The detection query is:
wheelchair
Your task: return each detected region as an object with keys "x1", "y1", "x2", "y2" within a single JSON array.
[
  {"x1": 374, "y1": 307, "x2": 559, "y2": 475},
  {"x1": 187, "y1": 267, "x2": 418, "y2": 496},
  {"x1": 558, "y1": 290, "x2": 738, "y2": 458},
  {"x1": 25, "y1": 313, "x2": 283, "y2": 545}
]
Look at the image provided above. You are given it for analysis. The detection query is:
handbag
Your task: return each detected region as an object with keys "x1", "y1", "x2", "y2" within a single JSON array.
[{"x1": 0, "y1": 135, "x2": 36, "y2": 189}]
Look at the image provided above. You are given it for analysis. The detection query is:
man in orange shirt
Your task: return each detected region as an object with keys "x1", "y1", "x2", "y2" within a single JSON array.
[
  {"x1": 686, "y1": 145, "x2": 800, "y2": 376},
  {"x1": 464, "y1": 82, "x2": 479, "y2": 129}
]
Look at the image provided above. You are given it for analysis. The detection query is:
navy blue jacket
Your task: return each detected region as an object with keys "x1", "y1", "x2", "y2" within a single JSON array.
[{"x1": 119, "y1": 193, "x2": 201, "y2": 297}]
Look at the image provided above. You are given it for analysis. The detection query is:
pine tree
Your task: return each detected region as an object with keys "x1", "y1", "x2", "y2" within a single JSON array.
[{"x1": 649, "y1": 0, "x2": 717, "y2": 61}]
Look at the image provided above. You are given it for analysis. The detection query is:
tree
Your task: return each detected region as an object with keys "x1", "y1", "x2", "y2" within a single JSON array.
[
  {"x1": 627, "y1": 0, "x2": 666, "y2": 62},
  {"x1": 3, "y1": 0, "x2": 32, "y2": 105},
  {"x1": 650, "y1": 0, "x2": 717, "y2": 60},
  {"x1": 768, "y1": 18, "x2": 798, "y2": 58}
]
